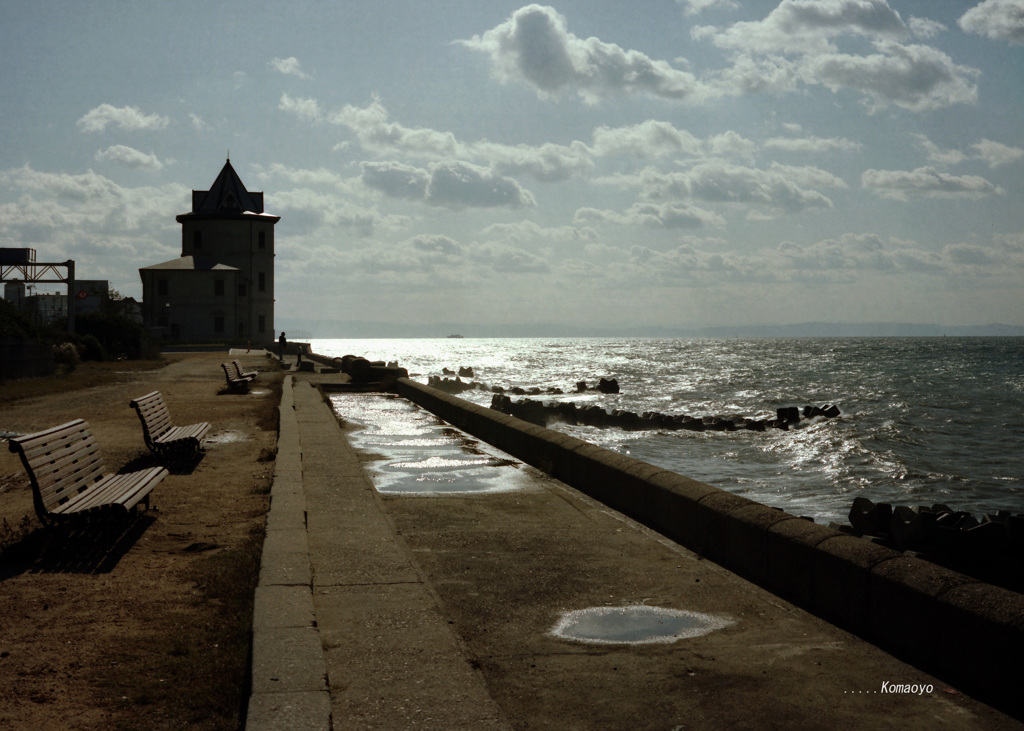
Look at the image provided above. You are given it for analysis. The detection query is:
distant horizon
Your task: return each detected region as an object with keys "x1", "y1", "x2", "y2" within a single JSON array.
[{"x1": 284, "y1": 320, "x2": 1024, "y2": 340}]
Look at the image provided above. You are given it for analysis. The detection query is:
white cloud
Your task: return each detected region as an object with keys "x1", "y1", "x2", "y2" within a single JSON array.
[
  {"x1": 0, "y1": 164, "x2": 187, "y2": 286},
  {"x1": 318, "y1": 97, "x2": 589, "y2": 181},
  {"x1": 763, "y1": 135, "x2": 862, "y2": 153},
  {"x1": 959, "y1": 0, "x2": 1024, "y2": 44},
  {"x1": 913, "y1": 134, "x2": 968, "y2": 166},
  {"x1": 707, "y1": 131, "x2": 758, "y2": 160},
  {"x1": 360, "y1": 161, "x2": 431, "y2": 200},
  {"x1": 908, "y1": 16, "x2": 946, "y2": 40},
  {"x1": 693, "y1": 0, "x2": 908, "y2": 55},
  {"x1": 474, "y1": 140, "x2": 593, "y2": 182},
  {"x1": 426, "y1": 161, "x2": 536, "y2": 209},
  {"x1": 801, "y1": 41, "x2": 978, "y2": 112},
  {"x1": 576, "y1": 201, "x2": 726, "y2": 229},
  {"x1": 268, "y1": 187, "x2": 396, "y2": 238},
  {"x1": 329, "y1": 97, "x2": 458, "y2": 157},
  {"x1": 708, "y1": 53, "x2": 801, "y2": 95},
  {"x1": 409, "y1": 233, "x2": 463, "y2": 257},
  {"x1": 76, "y1": 104, "x2": 170, "y2": 133},
  {"x1": 467, "y1": 241, "x2": 550, "y2": 273},
  {"x1": 691, "y1": 2, "x2": 978, "y2": 111},
  {"x1": 687, "y1": 161, "x2": 839, "y2": 212},
  {"x1": 915, "y1": 135, "x2": 1024, "y2": 168},
  {"x1": 269, "y1": 56, "x2": 312, "y2": 79},
  {"x1": 591, "y1": 120, "x2": 703, "y2": 159},
  {"x1": 970, "y1": 138, "x2": 1024, "y2": 168},
  {"x1": 360, "y1": 160, "x2": 536, "y2": 210},
  {"x1": 679, "y1": 0, "x2": 738, "y2": 16},
  {"x1": 278, "y1": 93, "x2": 321, "y2": 123},
  {"x1": 862, "y1": 166, "x2": 1003, "y2": 199},
  {"x1": 459, "y1": 4, "x2": 705, "y2": 103},
  {"x1": 94, "y1": 145, "x2": 164, "y2": 171},
  {"x1": 617, "y1": 161, "x2": 843, "y2": 215}
]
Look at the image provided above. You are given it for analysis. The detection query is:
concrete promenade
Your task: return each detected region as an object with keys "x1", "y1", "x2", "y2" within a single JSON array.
[{"x1": 247, "y1": 371, "x2": 1020, "y2": 729}]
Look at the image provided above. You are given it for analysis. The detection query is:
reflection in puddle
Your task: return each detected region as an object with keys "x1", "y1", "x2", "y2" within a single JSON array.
[
  {"x1": 551, "y1": 605, "x2": 733, "y2": 645},
  {"x1": 330, "y1": 393, "x2": 533, "y2": 495}
]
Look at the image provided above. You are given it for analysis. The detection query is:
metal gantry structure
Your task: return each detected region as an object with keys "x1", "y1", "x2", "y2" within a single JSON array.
[{"x1": 0, "y1": 259, "x2": 76, "y2": 332}]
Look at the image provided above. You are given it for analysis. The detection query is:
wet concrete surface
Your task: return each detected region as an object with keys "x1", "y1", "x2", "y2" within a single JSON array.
[
  {"x1": 251, "y1": 376, "x2": 1022, "y2": 730},
  {"x1": 333, "y1": 393, "x2": 537, "y2": 495}
]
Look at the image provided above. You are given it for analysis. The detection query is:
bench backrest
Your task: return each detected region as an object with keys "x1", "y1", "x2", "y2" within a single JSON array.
[
  {"x1": 129, "y1": 391, "x2": 172, "y2": 447},
  {"x1": 221, "y1": 362, "x2": 239, "y2": 381},
  {"x1": 8, "y1": 419, "x2": 107, "y2": 514}
]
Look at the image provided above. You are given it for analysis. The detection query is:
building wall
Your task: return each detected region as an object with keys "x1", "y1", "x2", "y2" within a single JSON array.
[
  {"x1": 141, "y1": 268, "x2": 241, "y2": 342},
  {"x1": 73, "y1": 279, "x2": 109, "y2": 316},
  {"x1": 179, "y1": 218, "x2": 275, "y2": 343}
]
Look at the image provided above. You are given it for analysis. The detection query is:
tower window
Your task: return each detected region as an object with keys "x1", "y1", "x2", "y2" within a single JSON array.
[
  {"x1": 258, "y1": 231, "x2": 266, "y2": 249},
  {"x1": 238, "y1": 283, "x2": 247, "y2": 297},
  {"x1": 157, "y1": 279, "x2": 168, "y2": 296},
  {"x1": 258, "y1": 272, "x2": 266, "y2": 292},
  {"x1": 258, "y1": 314, "x2": 266, "y2": 333},
  {"x1": 215, "y1": 279, "x2": 225, "y2": 296}
]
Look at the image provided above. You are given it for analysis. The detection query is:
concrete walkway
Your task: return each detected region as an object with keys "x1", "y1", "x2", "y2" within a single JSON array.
[{"x1": 247, "y1": 375, "x2": 1020, "y2": 730}]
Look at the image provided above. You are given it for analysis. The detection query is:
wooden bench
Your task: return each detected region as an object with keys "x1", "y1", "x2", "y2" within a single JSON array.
[
  {"x1": 221, "y1": 362, "x2": 253, "y2": 392},
  {"x1": 233, "y1": 359, "x2": 258, "y2": 380},
  {"x1": 8, "y1": 419, "x2": 167, "y2": 531},
  {"x1": 129, "y1": 391, "x2": 210, "y2": 460}
]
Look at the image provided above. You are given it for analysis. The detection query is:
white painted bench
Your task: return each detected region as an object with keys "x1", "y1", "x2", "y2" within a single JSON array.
[
  {"x1": 233, "y1": 359, "x2": 258, "y2": 380},
  {"x1": 221, "y1": 362, "x2": 253, "y2": 392},
  {"x1": 129, "y1": 391, "x2": 210, "y2": 460},
  {"x1": 8, "y1": 419, "x2": 167, "y2": 530}
]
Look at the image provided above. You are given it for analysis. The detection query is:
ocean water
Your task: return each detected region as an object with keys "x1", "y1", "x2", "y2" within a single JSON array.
[{"x1": 311, "y1": 337, "x2": 1024, "y2": 525}]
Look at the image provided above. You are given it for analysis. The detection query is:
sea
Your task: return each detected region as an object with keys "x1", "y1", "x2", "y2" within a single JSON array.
[{"x1": 310, "y1": 337, "x2": 1024, "y2": 526}]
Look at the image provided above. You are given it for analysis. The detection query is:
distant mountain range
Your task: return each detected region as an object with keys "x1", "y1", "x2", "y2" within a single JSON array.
[{"x1": 277, "y1": 318, "x2": 1024, "y2": 339}]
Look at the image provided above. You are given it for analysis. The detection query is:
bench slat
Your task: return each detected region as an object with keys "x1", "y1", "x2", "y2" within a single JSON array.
[
  {"x1": 233, "y1": 360, "x2": 258, "y2": 380},
  {"x1": 57, "y1": 467, "x2": 165, "y2": 514}
]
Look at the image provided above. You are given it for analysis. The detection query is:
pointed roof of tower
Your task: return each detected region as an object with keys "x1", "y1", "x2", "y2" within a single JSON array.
[{"x1": 176, "y1": 158, "x2": 279, "y2": 222}]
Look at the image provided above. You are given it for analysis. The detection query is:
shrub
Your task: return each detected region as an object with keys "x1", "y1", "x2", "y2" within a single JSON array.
[{"x1": 52, "y1": 341, "x2": 81, "y2": 370}]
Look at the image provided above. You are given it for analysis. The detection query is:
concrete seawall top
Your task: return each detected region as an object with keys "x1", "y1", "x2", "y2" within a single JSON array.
[
  {"x1": 248, "y1": 358, "x2": 1023, "y2": 726},
  {"x1": 392, "y1": 375, "x2": 1024, "y2": 718}
]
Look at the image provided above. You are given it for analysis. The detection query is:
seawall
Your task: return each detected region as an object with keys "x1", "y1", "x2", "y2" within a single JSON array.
[{"x1": 392, "y1": 376, "x2": 1024, "y2": 715}]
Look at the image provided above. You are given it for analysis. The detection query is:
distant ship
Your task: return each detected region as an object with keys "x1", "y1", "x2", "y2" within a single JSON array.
[{"x1": 447, "y1": 334, "x2": 463, "y2": 338}]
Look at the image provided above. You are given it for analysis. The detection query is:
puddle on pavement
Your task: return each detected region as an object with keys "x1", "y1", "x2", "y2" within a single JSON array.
[
  {"x1": 551, "y1": 605, "x2": 733, "y2": 645},
  {"x1": 330, "y1": 393, "x2": 533, "y2": 495},
  {"x1": 206, "y1": 430, "x2": 249, "y2": 444}
]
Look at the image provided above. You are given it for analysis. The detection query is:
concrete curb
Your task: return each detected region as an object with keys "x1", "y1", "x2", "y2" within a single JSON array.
[
  {"x1": 394, "y1": 377, "x2": 1024, "y2": 715},
  {"x1": 246, "y1": 375, "x2": 331, "y2": 731}
]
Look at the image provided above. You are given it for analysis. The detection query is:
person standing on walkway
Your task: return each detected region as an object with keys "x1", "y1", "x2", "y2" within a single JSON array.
[{"x1": 278, "y1": 332, "x2": 287, "y2": 361}]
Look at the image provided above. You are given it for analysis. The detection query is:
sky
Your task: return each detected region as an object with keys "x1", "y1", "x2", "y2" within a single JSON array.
[{"x1": 2, "y1": 0, "x2": 1023, "y2": 335}]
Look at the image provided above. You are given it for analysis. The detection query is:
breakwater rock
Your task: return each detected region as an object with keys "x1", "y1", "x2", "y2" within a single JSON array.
[
  {"x1": 427, "y1": 374, "x2": 622, "y2": 397},
  {"x1": 834, "y1": 496, "x2": 1023, "y2": 592},
  {"x1": 487, "y1": 393, "x2": 840, "y2": 432}
]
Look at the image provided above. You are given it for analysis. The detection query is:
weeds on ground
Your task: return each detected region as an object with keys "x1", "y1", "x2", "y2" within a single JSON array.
[
  {"x1": 0, "y1": 514, "x2": 37, "y2": 564},
  {"x1": 96, "y1": 529, "x2": 264, "y2": 731},
  {"x1": 0, "y1": 360, "x2": 167, "y2": 407}
]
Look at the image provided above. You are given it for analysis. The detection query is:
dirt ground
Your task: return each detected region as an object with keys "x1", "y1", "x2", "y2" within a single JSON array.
[{"x1": 0, "y1": 352, "x2": 282, "y2": 730}]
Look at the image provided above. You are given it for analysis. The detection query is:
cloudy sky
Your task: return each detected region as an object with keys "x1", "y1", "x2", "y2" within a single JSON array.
[{"x1": 2, "y1": 0, "x2": 1023, "y2": 334}]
